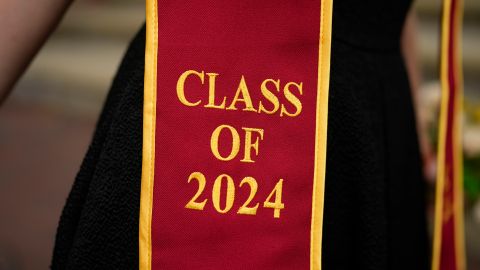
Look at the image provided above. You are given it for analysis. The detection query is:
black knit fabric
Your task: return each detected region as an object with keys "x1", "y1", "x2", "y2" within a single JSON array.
[
  {"x1": 51, "y1": 1, "x2": 429, "y2": 269},
  {"x1": 51, "y1": 27, "x2": 145, "y2": 269}
]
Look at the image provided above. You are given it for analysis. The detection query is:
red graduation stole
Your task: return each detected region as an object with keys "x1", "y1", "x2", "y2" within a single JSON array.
[
  {"x1": 432, "y1": 0, "x2": 466, "y2": 269},
  {"x1": 139, "y1": 0, "x2": 333, "y2": 269}
]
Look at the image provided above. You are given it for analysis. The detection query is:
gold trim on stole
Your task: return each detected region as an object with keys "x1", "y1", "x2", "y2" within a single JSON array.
[
  {"x1": 310, "y1": 0, "x2": 333, "y2": 269},
  {"x1": 139, "y1": 0, "x2": 157, "y2": 269},
  {"x1": 453, "y1": 1, "x2": 466, "y2": 267}
]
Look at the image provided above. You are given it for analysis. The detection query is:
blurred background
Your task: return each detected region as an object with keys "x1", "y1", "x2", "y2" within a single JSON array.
[{"x1": 0, "y1": 0, "x2": 478, "y2": 269}]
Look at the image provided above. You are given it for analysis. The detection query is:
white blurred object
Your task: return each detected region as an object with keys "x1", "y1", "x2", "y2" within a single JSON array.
[
  {"x1": 418, "y1": 81, "x2": 441, "y2": 125},
  {"x1": 464, "y1": 126, "x2": 480, "y2": 157},
  {"x1": 474, "y1": 199, "x2": 480, "y2": 224}
]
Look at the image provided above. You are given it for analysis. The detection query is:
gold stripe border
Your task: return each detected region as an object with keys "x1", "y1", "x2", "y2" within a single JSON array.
[
  {"x1": 139, "y1": 0, "x2": 158, "y2": 269},
  {"x1": 432, "y1": 0, "x2": 465, "y2": 269},
  {"x1": 453, "y1": 0, "x2": 466, "y2": 268},
  {"x1": 310, "y1": 0, "x2": 333, "y2": 269},
  {"x1": 431, "y1": 0, "x2": 451, "y2": 267}
]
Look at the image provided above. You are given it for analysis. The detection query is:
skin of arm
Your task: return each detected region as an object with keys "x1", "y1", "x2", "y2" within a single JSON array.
[
  {"x1": 401, "y1": 9, "x2": 436, "y2": 181},
  {"x1": 0, "y1": 0, "x2": 73, "y2": 104}
]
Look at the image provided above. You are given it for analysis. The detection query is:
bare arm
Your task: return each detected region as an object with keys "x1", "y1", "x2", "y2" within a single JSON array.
[
  {"x1": 401, "y1": 10, "x2": 435, "y2": 180},
  {"x1": 402, "y1": 10, "x2": 421, "y2": 95},
  {"x1": 0, "y1": 0, "x2": 73, "y2": 104}
]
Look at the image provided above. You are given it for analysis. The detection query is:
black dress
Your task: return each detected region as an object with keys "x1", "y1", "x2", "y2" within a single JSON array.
[{"x1": 51, "y1": 1, "x2": 429, "y2": 269}]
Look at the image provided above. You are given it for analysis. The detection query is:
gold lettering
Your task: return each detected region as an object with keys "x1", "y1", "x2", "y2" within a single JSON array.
[
  {"x1": 185, "y1": 172, "x2": 208, "y2": 210},
  {"x1": 258, "y1": 79, "x2": 280, "y2": 114},
  {"x1": 176, "y1": 70, "x2": 204, "y2": 106},
  {"x1": 212, "y1": 174, "x2": 235, "y2": 214},
  {"x1": 204, "y1": 73, "x2": 226, "y2": 109},
  {"x1": 184, "y1": 172, "x2": 286, "y2": 219},
  {"x1": 264, "y1": 179, "x2": 285, "y2": 218},
  {"x1": 210, "y1": 125, "x2": 240, "y2": 161},
  {"x1": 241, "y1": 127, "x2": 264, "y2": 163},
  {"x1": 237, "y1": 177, "x2": 259, "y2": 215},
  {"x1": 226, "y1": 76, "x2": 257, "y2": 112},
  {"x1": 280, "y1": 82, "x2": 303, "y2": 117}
]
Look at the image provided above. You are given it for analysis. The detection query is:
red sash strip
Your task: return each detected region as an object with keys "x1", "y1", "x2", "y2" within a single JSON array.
[
  {"x1": 432, "y1": 0, "x2": 466, "y2": 269},
  {"x1": 140, "y1": 1, "x2": 332, "y2": 269}
]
